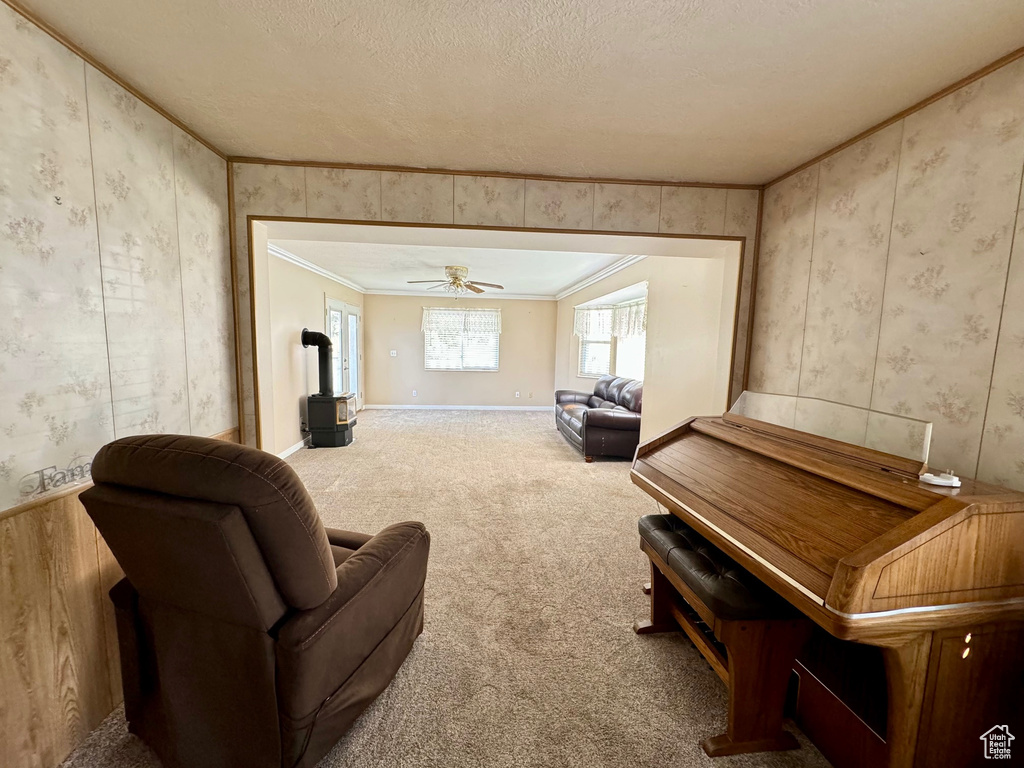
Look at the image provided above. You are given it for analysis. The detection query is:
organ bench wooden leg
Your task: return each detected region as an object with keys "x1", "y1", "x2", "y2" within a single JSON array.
[
  {"x1": 701, "y1": 618, "x2": 812, "y2": 757},
  {"x1": 633, "y1": 561, "x2": 676, "y2": 634}
]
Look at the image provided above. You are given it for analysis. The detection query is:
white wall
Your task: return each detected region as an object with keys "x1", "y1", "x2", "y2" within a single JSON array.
[{"x1": 555, "y1": 250, "x2": 739, "y2": 440}]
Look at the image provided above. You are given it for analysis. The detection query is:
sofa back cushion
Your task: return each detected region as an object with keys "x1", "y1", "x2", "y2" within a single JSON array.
[
  {"x1": 587, "y1": 375, "x2": 642, "y2": 414},
  {"x1": 593, "y1": 375, "x2": 616, "y2": 400},
  {"x1": 620, "y1": 381, "x2": 643, "y2": 413}
]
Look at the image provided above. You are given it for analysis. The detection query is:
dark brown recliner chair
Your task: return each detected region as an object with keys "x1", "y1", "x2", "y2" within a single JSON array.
[{"x1": 80, "y1": 435, "x2": 430, "y2": 768}]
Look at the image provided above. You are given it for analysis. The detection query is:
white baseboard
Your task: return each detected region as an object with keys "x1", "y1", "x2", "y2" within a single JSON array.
[
  {"x1": 362, "y1": 404, "x2": 552, "y2": 412},
  {"x1": 278, "y1": 437, "x2": 311, "y2": 458}
]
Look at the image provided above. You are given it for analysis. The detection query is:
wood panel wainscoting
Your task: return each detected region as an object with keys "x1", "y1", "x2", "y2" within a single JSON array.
[{"x1": 0, "y1": 427, "x2": 239, "y2": 768}]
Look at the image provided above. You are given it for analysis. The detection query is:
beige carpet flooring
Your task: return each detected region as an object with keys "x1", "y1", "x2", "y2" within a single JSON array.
[{"x1": 61, "y1": 410, "x2": 830, "y2": 768}]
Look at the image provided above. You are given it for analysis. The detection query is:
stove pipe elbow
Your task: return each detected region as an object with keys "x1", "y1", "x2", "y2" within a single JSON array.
[{"x1": 301, "y1": 328, "x2": 333, "y2": 397}]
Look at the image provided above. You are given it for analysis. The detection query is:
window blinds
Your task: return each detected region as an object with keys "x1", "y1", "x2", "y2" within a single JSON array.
[{"x1": 422, "y1": 307, "x2": 501, "y2": 371}]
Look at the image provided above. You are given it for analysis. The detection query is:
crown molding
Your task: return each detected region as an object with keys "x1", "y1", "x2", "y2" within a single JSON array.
[
  {"x1": 363, "y1": 289, "x2": 553, "y2": 301},
  {"x1": 555, "y1": 255, "x2": 647, "y2": 300},
  {"x1": 266, "y1": 243, "x2": 367, "y2": 293},
  {"x1": 267, "y1": 246, "x2": 552, "y2": 300}
]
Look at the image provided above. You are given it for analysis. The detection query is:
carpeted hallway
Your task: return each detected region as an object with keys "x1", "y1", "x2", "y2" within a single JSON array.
[{"x1": 62, "y1": 410, "x2": 830, "y2": 768}]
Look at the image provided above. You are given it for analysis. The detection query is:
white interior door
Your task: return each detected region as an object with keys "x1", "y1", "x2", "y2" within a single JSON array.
[{"x1": 325, "y1": 298, "x2": 362, "y2": 410}]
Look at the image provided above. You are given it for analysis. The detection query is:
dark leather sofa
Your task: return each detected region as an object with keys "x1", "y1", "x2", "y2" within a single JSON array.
[
  {"x1": 80, "y1": 434, "x2": 430, "y2": 768},
  {"x1": 555, "y1": 375, "x2": 643, "y2": 461}
]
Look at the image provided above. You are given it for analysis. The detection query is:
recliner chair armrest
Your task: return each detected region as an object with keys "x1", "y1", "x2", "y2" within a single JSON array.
[
  {"x1": 324, "y1": 527, "x2": 372, "y2": 551},
  {"x1": 583, "y1": 408, "x2": 641, "y2": 431},
  {"x1": 275, "y1": 521, "x2": 430, "y2": 719},
  {"x1": 555, "y1": 390, "x2": 592, "y2": 405}
]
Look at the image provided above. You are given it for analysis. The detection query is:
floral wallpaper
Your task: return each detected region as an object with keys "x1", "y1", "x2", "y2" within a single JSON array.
[
  {"x1": 748, "y1": 166, "x2": 819, "y2": 395},
  {"x1": 232, "y1": 165, "x2": 762, "y2": 445},
  {"x1": 455, "y1": 175, "x2": 524, "y2": 227},
  {"x1": 660, "y1": 187, "x2": 728, "y2": 235},
  {"x1": 593, "y1": 183, "x2": 660, "y2": 232},
  {"x1": 0, "y1": 4, "x2": 235, "y2": 512},
  {"x1": 750, "y1": 57, "x2": 1024, "y2": 488},
  {"x1": 524, "y1": 180, "x2": 594, "y2": 229},
  {"x1": 88, "y1": 67, "x2": 190, "y2": 438},
  {"x1": 174, "y1": 129, "x2": 236, "y2": 438},
  {"x1": 306, "y1": 167, "x2": 380, "y2": 221},
  {"x1": 231, "y1": 163, "x2": 306, "y2": 441},
  {"x1": 800, "y1": 122, "x2": 901, "y2": 408},
  {"x1": 381, "y1": 171, "x2": 453, "y2": 223}
]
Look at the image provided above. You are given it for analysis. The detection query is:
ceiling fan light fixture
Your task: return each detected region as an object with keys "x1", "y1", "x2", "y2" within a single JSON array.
[
  {"x1": 443, "y1": 281, "x2": 468, "y2": 296},
  {"x1": 442, "y1": 265, "x2": 470, "y2": 296},
  {"x1": 444, "y1": 265, "x2": 469, "y2": 282}
]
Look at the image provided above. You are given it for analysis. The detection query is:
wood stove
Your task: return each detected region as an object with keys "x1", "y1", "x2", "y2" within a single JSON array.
[{"x1": 302, "y1": 328, "x2": 357, "y2": 447}]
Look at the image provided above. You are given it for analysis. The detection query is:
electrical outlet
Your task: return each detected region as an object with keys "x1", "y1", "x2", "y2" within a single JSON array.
[
  {"x1": 390, "y1": 350, "x2": 397, "y2": 357},
  {"x1": 412, "y1": 389, "x2": 417, "y2": 397},
  {"x1": 515, "y1": 391, "x2": 520, "y2": 398}
]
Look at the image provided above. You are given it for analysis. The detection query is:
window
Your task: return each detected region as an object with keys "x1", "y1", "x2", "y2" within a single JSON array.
[
  {"x1": 610, "y1": 299, "x2": 647, "y2": 380},
  {"x1": 574, "y1": 299, "x2": 647, "y2": 379},
  {"x1": 422, "y1": 307, "x2": 501, "y2": 371},
  {"x1": 615, "y1": 334, "x2": 646, "y2": 380},
  {"x1": 575, "y1": 306, "x2": 613, "y2": 377}
]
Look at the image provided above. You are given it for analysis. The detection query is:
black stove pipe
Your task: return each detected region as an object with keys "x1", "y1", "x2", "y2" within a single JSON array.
[{"x1": 301, "y1": 328, "x2": 333, "y2": 397}]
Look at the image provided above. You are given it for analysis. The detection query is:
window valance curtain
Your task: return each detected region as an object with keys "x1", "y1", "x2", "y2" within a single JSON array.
[
  {"x1": 422, "y1": 307, "x2": 502, "y2": 334},
  {"x1": 573, "y1": 306, "x2": 613, "y2": 338},
  {"x1": 611, "y1": 299, "x2": 647, "y2": 338},
  {"x1": 574, "y1": 300, "x2": 646, "y2": 339}
]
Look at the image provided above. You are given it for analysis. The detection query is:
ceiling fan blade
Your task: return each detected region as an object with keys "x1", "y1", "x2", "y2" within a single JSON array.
[
  {"x1": 468, "y1": 281, "x2": 504, "y2": 289},
  {"x1": 464, "y1": 283, "x2": 485, "y2": 294},
  {"x1": 407, "y1": 280, "x2": 445, "y2": 284},
  {"x1": 425, "y1": 283, "x2": 448, "y2": 289}
]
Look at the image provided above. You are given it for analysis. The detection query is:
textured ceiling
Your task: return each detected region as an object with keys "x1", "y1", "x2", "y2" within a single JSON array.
[
  {"x1": 271, "y1": 240, "x2": 624, "y2": 297},
  {"x1": 21, "y1": 0, "x2": 1024, "y2": 183}
]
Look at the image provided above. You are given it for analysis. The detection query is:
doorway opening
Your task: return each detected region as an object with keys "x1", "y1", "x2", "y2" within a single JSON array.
[{"x1": 248, "y1": 220, "x2": 744, "y2": 456}]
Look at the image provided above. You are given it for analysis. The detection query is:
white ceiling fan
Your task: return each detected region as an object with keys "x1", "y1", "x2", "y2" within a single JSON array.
[{"x1": 407, "y1": 265, "x2": 504, "y2": 295}]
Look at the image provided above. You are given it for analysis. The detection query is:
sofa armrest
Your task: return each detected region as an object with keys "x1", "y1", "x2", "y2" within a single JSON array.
[
  {"x1": 583, "y1": 408, "x2": 641, "y2": 431},
  {"x1": 555, "y1": 390, "x2": 592, "y2": 405},
  {"x1": 275, "y1": 521, "x2": 430, "y2": 719}
]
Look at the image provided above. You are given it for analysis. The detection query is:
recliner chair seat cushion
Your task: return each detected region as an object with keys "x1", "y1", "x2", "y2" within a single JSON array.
[{"x1": 638, "y1": 514, "x2": 791, "y2": 621}]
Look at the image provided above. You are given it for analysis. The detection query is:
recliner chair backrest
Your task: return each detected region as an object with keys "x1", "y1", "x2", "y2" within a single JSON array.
[{"x1": 82, "y1": 435, "x2": 337, "y2": 631}]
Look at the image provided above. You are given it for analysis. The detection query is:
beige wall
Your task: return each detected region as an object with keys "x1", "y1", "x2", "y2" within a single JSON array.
[
  {"x1": 261, "y1": 254, "x2": 364, "y2": 454},
  {"x1": 555, "y1": 250, "x2": 740, "y2": 441},
  {"x1": 364, "y1": 295, "x2": 556, "y2": 407},
  {"x1": 749, "y1": 57, "x2": 1024, "y2": 488}
]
